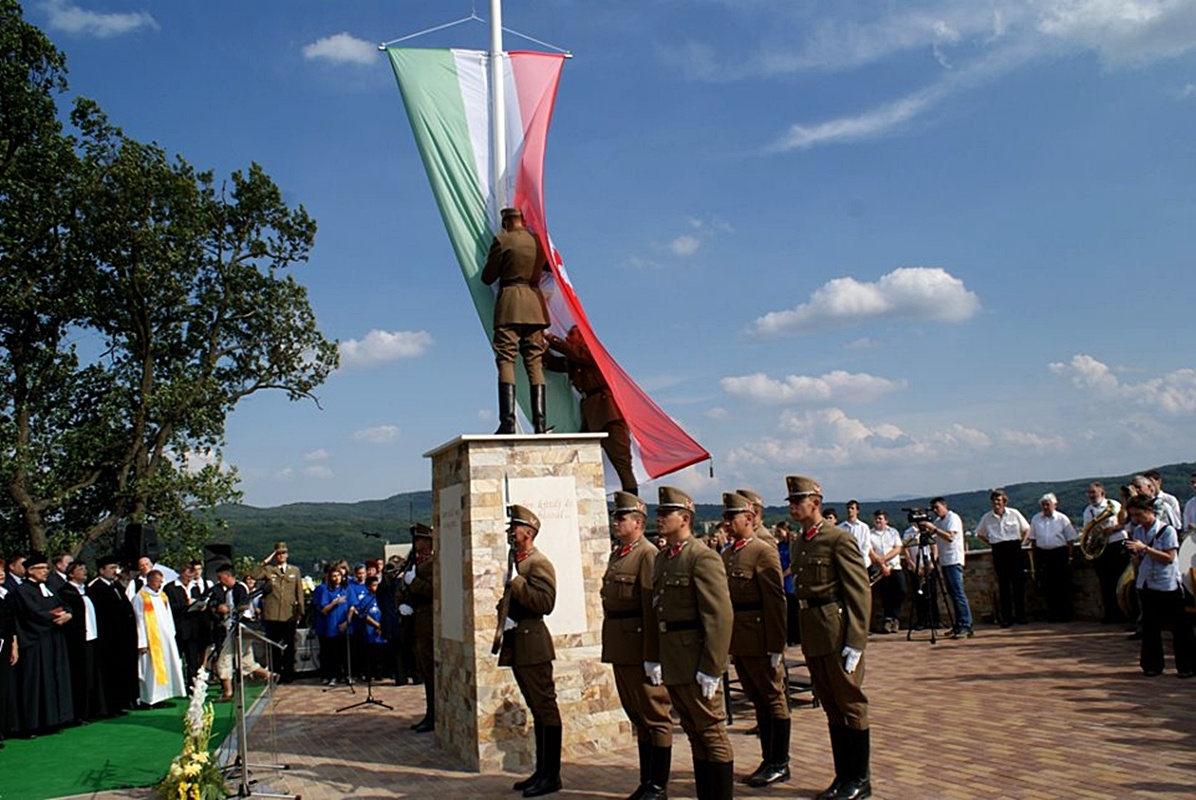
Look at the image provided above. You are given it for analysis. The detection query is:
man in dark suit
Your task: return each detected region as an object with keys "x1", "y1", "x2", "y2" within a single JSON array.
[
  {"x1": 722, "y1": 491, "x2": 790, "y2": 787},
  {"x1": 164, "y1": 563, "x2": 209, "y2": 689},
  {"x1": 786, "y1": 475, "x2": 872, "y2": 800},
  {"x1": 480, "y1": 206, "x2": 550, "y2": 434},
  {"x1": 601, "y1": 491, "x2": 672, "y2": 799},
  {"x1": 649, "y1": 486, "x2": 734, "y2": 800},
  {"x1": 498, "y1": 504, "x2": 560, "y2": 798},
  {"x1": 88, "y1": 555, "x2": 140, "y2": 713}
]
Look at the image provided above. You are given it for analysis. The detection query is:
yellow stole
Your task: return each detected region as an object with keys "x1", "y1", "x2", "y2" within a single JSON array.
[{"x1": 139, "y1": 589, "x2": 168, "y2": 685}]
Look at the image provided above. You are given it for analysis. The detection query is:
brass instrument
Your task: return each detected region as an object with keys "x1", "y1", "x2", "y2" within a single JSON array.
[{"x1": 1080, "y1": 500, "x2": 1118, "y2": 560}]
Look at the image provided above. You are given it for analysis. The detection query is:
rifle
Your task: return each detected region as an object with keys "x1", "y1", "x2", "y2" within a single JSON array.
[{"x1": 492, "y1": 473, "x2": 516, "y2": 656}]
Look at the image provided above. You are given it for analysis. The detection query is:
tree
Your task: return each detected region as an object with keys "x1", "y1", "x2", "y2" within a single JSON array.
[{"x1": 0, "y1": 3, "x2": 339, "y2": 558}]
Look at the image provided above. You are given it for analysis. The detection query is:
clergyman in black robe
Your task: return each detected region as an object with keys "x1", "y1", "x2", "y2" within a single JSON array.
[
  {"x1": 0, "y1": 560, "x2": 18, "y2": 747},
  {"x1": 11, "y1": 552, "x2": 74, "y2": 734},
  {"x1": 59, "y1": 561, "x2": 109, "y2": 721},
  {"x1": 88, "y1": 555, "x2": 140, "y2": 713}
]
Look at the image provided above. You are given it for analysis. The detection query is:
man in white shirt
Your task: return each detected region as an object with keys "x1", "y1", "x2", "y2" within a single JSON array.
[
  {"x1": 1132, "y1": 475, "x2": 1181, "y2": 529},
  {"x1": 1083, "y1": 482, "x2": 1127, "y2": 624},
  {"x1": 1182, "y1": 472, "x2": 1196, "y2": 541},
  {"x1": 1027, "y1": 493, "x2": 1078, "y2": 623},
  {"x1": 1145, "y1": 470, "x2": 1182, "y2": 529},
  {"x1": 839, "y1": 500, "x2": 873, "y2": 571},
  {"x1": 869, "y1": 511, "x2": 905, "y2": 633},
  {"x1": 917, "y1": 498, "x2": 972, "y2": 638},
  {"x1": 974, "y1": 489, "x2": 1030, "y2": 627}
]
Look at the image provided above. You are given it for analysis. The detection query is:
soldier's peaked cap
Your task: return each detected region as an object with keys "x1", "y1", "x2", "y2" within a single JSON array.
[
  {"x1": 507, "y1": 504, "x2": 541, "y2": 533},
  {"x1": 785, "y1": 475, "x2": 823, "y2": 503},
  {"x1": 500, "y1": 207, "x2": 523, "y2": 219},
  {"x1": 411, "y1": 522, "x2": 434, "y2": 539},
  {"x1": 722, "y1": 492, "x2": 754, "y2": 514},
  {"x1": 657, "y1": 486, "x2": 694, "y2": 512},
  {"x1": 736, "y1": 488, "x2": 764, "y2": 507},
  {"x1": 612, "y1": 491, "x2": 647, "y2": 517}
]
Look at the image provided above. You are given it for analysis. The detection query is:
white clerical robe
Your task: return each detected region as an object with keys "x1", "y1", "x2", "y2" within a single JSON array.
[{"x1": 133, "y1": 587, "x2": 187, "y2": 704}]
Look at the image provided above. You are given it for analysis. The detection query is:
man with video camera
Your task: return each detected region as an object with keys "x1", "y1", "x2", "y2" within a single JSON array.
[{"x1": 916, "y1": 498, "x2": 973, "y2": 639}]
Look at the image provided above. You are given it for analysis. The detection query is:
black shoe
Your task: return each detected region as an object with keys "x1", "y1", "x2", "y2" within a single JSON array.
[
  {"x1": 1142, "y1": 670, "x2": 1162, "y2": 677},
  {"x1": 495, "y1": 381, "x2": 517, "y2": 434},
  {"x1": 830, "y1": 778, "x2": 872, "y2": 800},
  {"x1": 414, "y1": 719, "x2": 435, "y2": 733},
  {"x1": 409, "y1": 716, "x2": 427, "y2": 731},
  {"x1": 746, "y1": 762, "x2": 790, "y2": 787},
  {"x1": 1127, "y1": 631, "x2": 1143, "y2": 640},
  {"x1": 522, "y1": 725, "x2": 562, "y2": 796},
  {"x1": 522, "y1": 775, "x2": 561, "y2": 797},
  {"x1": 816, "y1": 778, "x2": 845, "y2": 800}
]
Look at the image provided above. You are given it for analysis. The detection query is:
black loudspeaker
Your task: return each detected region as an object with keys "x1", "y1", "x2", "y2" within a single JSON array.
[
  {"x1": 203, "y1": 543, "x2": 234, "y2": 583},
  {"x1": 121, "y1": 523, "x2": 159, "y2": 566}
]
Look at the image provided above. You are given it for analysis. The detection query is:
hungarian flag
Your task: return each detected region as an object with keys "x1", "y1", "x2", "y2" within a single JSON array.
[{"x1": 386, "y1": 47, "x2": 709, "y2": 485}]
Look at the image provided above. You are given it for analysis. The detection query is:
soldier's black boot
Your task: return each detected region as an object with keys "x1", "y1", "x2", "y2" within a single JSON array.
[
  {"x1": 640, "y1": 745, "x2": 670, "y2": 800},
  {"x1": 414, "y1": 680, "x2": 435, "y2": 732},
  {"x1": 522, "y1": 724, "x2": 562, "y2": 796},
  {"x1": 496, "y1": 381, "x2": 517, "y2": 434},
  {"x1": 815, "y1": 725, "x2": 847, "y2": 800},
  {"x1": 513, "y1": 722, "x2": 543, "y2": 791},
  {"x1": 627, "y1": 740, "x2": 651, "y2": 800},
  {"x1": 747, "y1": 716, "x2": 791, "y2": 786},
  {"x1": 830, "y1": 728, "x2": 871, "y2": 800},
  {"x1": 709, "y1": 761, "x2": 734, "y2": 800},
  {"x1": 691, "y1": 759, "x2": 710, "y2": 800},
  {"x1": 531, "y1": 383, "x2": 550, "y2": 433},
  {"x1": 741, "y1": 711, "x2": 770, "y2": 784}
]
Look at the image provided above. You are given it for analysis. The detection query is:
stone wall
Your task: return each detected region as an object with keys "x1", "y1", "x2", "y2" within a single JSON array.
[{"x1": 425, "y1": 434, "x2": 626, "y2": 773}]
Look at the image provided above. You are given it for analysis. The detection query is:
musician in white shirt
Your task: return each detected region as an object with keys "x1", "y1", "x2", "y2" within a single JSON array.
[
  {"x1": 1083, "y1": 483, "x2": 1127, "y2": 624},
  {"x1": 1027, "y1": 493, "x2": 1078, "y2": 623},
  {"x1": 974, "y1": 489, "x2": 1030, "y2": 627}
]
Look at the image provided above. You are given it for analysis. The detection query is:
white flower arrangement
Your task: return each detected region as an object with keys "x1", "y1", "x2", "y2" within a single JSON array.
[{"x1": 157, "y1": 668, "x2": 227, "y2": 800}]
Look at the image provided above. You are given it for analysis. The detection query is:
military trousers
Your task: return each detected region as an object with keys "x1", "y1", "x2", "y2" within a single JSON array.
[
  {"x1": 493, "y1": 325, "x2": 546, "y2": 385},
  {"x1": 807, "y1": 651, "x2": 868, "y2": 730},
  {"x1": 665, "y1": 681, "x2": 732, "y2": 762},
  {"x1": 513, "y1": 661, "x2": 561, "y2": 726},
  {"x1": 612, "y1": 663, "x2": 673, "y2": 747},
  {"x1": 600, "y1": 420, "x2": 637, "y2": 494},
  {"x1": 732, "y1": 654, "x2": 789, "y2": 720}
]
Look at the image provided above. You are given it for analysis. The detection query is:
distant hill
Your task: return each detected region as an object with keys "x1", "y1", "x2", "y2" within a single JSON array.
[{"x1": 206, "y1": 463, "x2": 1195, "y2": 567}]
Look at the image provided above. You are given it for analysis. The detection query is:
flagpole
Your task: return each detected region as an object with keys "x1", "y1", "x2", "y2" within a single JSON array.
[{"x1": 490, "y1": 0, "x2": 507, "y2": 213}]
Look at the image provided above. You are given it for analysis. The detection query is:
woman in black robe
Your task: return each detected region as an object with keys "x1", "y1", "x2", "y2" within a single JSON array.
[
  {"x1": 12, "y1": 552, "x2": 74, "y2": 735},
  {"x1": 59, "y1": 561, "x2": 109, "y2": 721}
]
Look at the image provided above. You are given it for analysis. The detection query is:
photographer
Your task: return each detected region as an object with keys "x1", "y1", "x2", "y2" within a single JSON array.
[
  {"x1": 901, "y1": 519, "x2": 936, "y2": 630},
  {"x1": 917, "y1": 498, "x2": 973, "y2": 638}
]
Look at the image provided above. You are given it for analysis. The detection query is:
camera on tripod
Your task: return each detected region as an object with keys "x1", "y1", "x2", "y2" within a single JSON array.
[{"x1": 903, "y1": 507, "x2": 936, "y2": 545}]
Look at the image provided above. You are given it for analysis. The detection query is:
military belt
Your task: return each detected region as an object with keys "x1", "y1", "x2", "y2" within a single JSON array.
[
  {"x1": 512, "y1": 614, "x2": 543, "y2": 621},
  {"x1": 605, "y1": 609, "x2": 642, "y2": 620},
  {"x1": 797, "y1": 594, "x2": 843, "y2": 610},
  {"x1": 659, "y1": 619, "x2": 700, "y2": 633},
  {"x1": 500, "y1": 279, "x2": 531, "y2": 287},
  {"x1": 732, "y1": 602, "x2": 763, "y2": 613}
]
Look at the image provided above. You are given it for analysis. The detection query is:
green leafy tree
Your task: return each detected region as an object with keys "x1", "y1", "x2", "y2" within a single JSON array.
[{"x1": 0, "y1": 3, "x2": 339, "y2": 558}]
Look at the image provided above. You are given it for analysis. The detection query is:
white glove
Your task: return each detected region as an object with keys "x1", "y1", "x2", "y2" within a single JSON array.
[
  {"x1": 399, "y1": 603, "x2": 414, "y2": 616},
  {"x1": 841, "y1": 646, "x2": 862, "y2": 674},
  {"x1": 769, "y1": 652, "x2": 783, "y2": 670},
  {"x1": 403, "y1": 567, "x2": 416, "y2": 585},
  {"x1": 643, "y1": 661, "x2": 663, "y2": 686},
  {"x1": 503, "y1": 616, "x2": 518, "y2": 632},
  {"x1": 696, "y1": 671, "x2": 720, "y2": 700}
]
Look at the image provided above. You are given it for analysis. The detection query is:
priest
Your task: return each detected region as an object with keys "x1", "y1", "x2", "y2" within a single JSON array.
[
  {"x1": 59, "y1": 561, "x2": 109, "y2": 721},
  {"x1": 88, "y1": 555, "x2": 140, "y2": 713},
  {"x1": 11, "y1": 552, "x2": 74, "y2": 735},
  {"x1": 132, "y1": 570, "x2": 187, "y2": 705}
]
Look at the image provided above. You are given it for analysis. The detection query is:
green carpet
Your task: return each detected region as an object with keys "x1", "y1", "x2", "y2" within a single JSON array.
[{"x1": 0, "y1": 684, "x2": 265, "y2": 800}]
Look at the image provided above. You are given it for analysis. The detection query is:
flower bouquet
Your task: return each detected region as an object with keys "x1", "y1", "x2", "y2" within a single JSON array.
[{"x1": 156, "y1": 670, "x2": 227, "y2": 800}]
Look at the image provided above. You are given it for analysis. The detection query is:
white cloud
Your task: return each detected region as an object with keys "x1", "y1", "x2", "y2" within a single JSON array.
[
  {"x1": 303, "y1": 465, "x2": 334, "y2": 479},
  {"x1": 352, "y1": 425, "x2": 399, "y2": 444},
  {"x1": 171, "y1": 447, "x2": 224, "y2": 475},
  {"x1": 705, "y1": 406, "x2": 729, "y2": 419},
  {"x1": 749, "y1": 266, "x2": 980, "y2": 336},
  {"x1": 772, "y1": 91, "x2": 936, "y2": 150},
  {"x1": 303, "y1": 449, "x2": 330, "y2": 462},
  {"x1": 1049, "y1": 354, "x2": 1196, "y2": 414},
  {"x1": 275, "y1": 467, "x2": 294, "y2": 480},
  {"x1": 670, "y1": 235, "x2": 702, "y2": 256},
  {"x1": 302, "y1": 32, "x2": 377, "y2": 66},
  {"x1": 42, "y1": 0, "x2": 158, "y2": 38},
  {"x1": 339, "y1": 330, "x2": 432, "y2": 367},
  {"x1": 721, "y1": 370, "x2": 906, "y2": 405},
  {"x1": 1181, "y1": 83, "x2": 1196, "y2": 97}
]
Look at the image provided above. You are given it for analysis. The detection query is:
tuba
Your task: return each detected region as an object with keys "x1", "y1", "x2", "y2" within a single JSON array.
[{"x1": 1080, "y1": 500, "x2": 1118, "y2": 560}]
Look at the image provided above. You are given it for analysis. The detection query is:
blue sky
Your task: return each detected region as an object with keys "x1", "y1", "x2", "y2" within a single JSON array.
[{"x1": 34, "y1": 1, "x2": 1196, "y2": 508}]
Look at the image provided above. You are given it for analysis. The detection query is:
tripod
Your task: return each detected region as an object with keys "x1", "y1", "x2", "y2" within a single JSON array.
[
  {"x1": 905, "y1": 535, "x2": 955, "y2": 644},
  {"x1": 338, "y1": 640, "x2": 392, "y2": 713},
  {"x1": 218, "y1": 616, "x2": 296, "y2": 799}
]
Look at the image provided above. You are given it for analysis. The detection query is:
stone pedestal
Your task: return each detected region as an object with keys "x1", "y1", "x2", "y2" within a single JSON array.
[{"x1": 423, "y1": 434, "x2": 627, "y2": 773}]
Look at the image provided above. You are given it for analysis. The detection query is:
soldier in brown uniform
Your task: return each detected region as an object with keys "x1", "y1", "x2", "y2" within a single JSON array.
[
  {"x1": 648, "y1": 486, "x2": 734, "y2": 800},
  {"x1": 785, "y1": 475, "x2": 872, "y2": 800},
  {"x1": 736, "y1": 488, "x2": 777, "y2": 546},
  {"x1": 544, "y1": 326, "x2": 637, "y2": 495},
  {"x1": 721, "y1": 492, "x2": 791, "y2": 787},
  {"x1": 481, "y1": 207, "x2": 550, "y2": 434},
  {"x1": 498, "y1": 505, "x2": 562, "y2": 798},
  {"x1": 400, "y1": 524, "x2": 436, "y2": 733},
  {"x1": 601, "y1": 491, "x2": 673, "y2": 800},
  {"x1": 253, "y1": 541, "x2": 305, "y2": 684}
]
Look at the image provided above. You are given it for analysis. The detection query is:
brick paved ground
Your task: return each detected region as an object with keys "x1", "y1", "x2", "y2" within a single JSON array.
[{"x1": 67, "y1": 621, "x2": 1194, "y2": 800}]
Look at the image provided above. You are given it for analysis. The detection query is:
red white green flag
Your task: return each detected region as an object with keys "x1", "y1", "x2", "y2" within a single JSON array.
[{"x1": 387, "y1": 47, "x2": 709, "y2": 484}]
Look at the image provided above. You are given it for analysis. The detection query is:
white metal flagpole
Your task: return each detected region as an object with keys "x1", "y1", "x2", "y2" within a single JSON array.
[{"x1": 489, "y1": 0, "x2": 507, "y2": 214}]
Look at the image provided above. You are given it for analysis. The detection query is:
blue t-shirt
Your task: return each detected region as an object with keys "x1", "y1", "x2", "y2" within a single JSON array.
[
  {"x1": 1133, "y1": 521, "x2": 1181, "y2": 592},
  {"x1": 357, "y1": 594, "x2": 386, "y2": 645},
  {"x1": 312, "y1": 583, "x2": 350, "y2": 637},
  {"x1": 346, "y1": 580, "x2": 369, "y2": 633}
]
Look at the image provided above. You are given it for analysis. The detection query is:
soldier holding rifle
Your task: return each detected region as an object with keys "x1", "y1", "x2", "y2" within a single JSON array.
[
  {"x1": 497, "y1": 505, "x2": 561, "y2": 798},
  {"x1": 401, "y1": 523, "x2": 436, "y2": 733}
]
